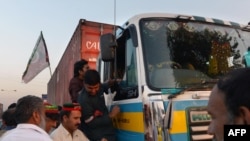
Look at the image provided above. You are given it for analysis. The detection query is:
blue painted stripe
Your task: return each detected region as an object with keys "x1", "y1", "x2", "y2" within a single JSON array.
[
  {"x1": 118, "y1": 102, "x2": 143, "y2": 112},
  {"x1": 171, "y1": 133, "x2": 189, "y2": 141},
  {"x1": 117, "y1": 100, "x2": 208, "y2": 112},
  {"x1": 116, "y1": 129, "x2": 189, "y2": 141},
  {"x1": 167, "y1": 100, "x2": 208, "y2": 110},
  {"x1": 116, "y1": 129, "x2": 144, "y2": 141}
]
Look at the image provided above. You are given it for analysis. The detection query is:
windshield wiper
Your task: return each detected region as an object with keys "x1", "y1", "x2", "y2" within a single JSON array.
[{"x1": 167, "y1": 79, "x2": 218, "y2": 99}]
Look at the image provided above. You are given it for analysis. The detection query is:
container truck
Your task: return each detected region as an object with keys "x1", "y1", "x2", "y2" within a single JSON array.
[
  {"x1": 47, "y1": 19, "x2": 115, "y2": 105},
  {"x1": 98, "y1": 13, "x2": 250, "y2": 141}
]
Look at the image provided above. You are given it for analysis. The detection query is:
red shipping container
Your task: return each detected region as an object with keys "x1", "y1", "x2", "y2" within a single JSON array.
[{"x1": 47, "y1": 19, "x2": 115, "y2": 106}]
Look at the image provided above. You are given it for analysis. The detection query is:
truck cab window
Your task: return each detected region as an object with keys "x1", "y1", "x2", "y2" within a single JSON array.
[
  {"x1": 126, "y1": 38, "x2": 138, "y2": 87},
  {"x1": 114, "y1": 30, "x2": 138, "y2": 100}
]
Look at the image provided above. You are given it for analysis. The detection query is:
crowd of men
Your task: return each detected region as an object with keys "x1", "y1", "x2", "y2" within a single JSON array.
[
  {"x1": 1, "y1": 59, "x2": 250, "y2": 141},
  {"x1": 0, "y1": 59, "x2": 119, "y2": 141}
]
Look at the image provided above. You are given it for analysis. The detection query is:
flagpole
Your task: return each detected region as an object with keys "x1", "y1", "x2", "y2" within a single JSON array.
[
  {"x1": 41, "y1": 31, "x2": 52, "y2": 78},
  {"x1": 48, "y1": 64, "x2": 52, "y2": 77}
]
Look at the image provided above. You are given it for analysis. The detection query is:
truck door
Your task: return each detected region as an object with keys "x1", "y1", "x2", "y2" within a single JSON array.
[{"x1": 106, "y1": 29, "x2": 144, "y2": 141}]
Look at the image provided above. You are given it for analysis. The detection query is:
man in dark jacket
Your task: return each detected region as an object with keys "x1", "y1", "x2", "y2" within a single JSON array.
[
  {"x1": 69, "y1": 59, "x2": 89, "y2": 103},
  {"x1": 78, "y1": 69, "x2": 120, "y2": 141}
]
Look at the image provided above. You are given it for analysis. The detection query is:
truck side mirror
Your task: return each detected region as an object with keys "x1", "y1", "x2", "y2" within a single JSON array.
[{"x1": 100, "y1": 33, "x2": 116, "y2": 62}]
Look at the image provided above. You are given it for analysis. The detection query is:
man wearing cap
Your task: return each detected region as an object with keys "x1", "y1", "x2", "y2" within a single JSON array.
[
  {"x1": 44, "y1": 102, "x2": 60, "y2": 133},
  {"x1": 50, "y1": 103, "x2": 89, "y2": 141}
]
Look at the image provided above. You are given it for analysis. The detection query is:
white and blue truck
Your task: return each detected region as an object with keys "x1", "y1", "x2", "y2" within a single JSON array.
[{"x1": 98, "y1": 13, "x2": 250, "y2": 141}]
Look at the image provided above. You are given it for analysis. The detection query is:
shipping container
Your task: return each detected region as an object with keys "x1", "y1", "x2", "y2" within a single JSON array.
[{"x1": 47, "y1": 19, "x2": 115, "y2": 105}]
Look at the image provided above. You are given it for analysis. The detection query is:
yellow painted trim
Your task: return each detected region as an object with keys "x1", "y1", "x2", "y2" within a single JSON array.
[
  {"x1": 170, "y1": 111, "x2": 187, "y2": 133},
  {"x1": 113, "y1": 112, "x2": 144, "y2": 133},
  {"x1": 113, "y1": 111, "x2": 188, "y2": 134}
]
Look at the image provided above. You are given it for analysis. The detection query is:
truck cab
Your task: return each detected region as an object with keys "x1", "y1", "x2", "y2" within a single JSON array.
[{"x1": 98, "y1": 13, "x2": 250, "y2": 141}]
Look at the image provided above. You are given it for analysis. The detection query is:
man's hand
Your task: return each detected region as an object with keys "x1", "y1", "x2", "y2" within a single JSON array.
[
  {"x1": 109, "y1": 105, "x2": 120, "y2": 118},
  {"x1": 105, "y1": 78, "x2": 122, "y2": 87},
  {"x1": 101, "y1": 138, "x2": 108, "y2": 141}
]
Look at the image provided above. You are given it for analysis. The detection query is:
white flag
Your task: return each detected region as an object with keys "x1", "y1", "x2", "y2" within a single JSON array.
[{"x1": 22, "y1": 31, "x2": 50, "y2": 83}]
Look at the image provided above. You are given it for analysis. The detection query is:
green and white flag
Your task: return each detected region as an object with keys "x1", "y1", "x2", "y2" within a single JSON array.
[{"x1": 22, "y1": 31, "x2": 50, "y2": 83}]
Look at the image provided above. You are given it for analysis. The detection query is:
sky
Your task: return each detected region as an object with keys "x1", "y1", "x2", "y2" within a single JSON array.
[{"x1": 0, "y1": 0, "x2": 250, "y2": 111}]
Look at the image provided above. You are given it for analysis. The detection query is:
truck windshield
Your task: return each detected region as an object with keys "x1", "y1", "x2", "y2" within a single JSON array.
[{"x1": 140, "y1": 19, "x2": 250, "y2": 90}]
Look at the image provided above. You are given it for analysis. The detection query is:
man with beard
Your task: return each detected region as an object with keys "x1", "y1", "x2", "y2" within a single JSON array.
[
  {"x1": 0, "y1": 95, "x2": 52, "y2": 141},
  {"x1": 50, "y1": 103, "x2": 89, "y2": 141}
]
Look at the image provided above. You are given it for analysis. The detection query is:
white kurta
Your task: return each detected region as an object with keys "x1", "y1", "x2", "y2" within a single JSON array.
[
  {"x1": 0, "y1": 124, "x2": 52, "y2": 141},
  {"x1": 50, "y1": 124, "x2": 89, "y2": 141}
]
